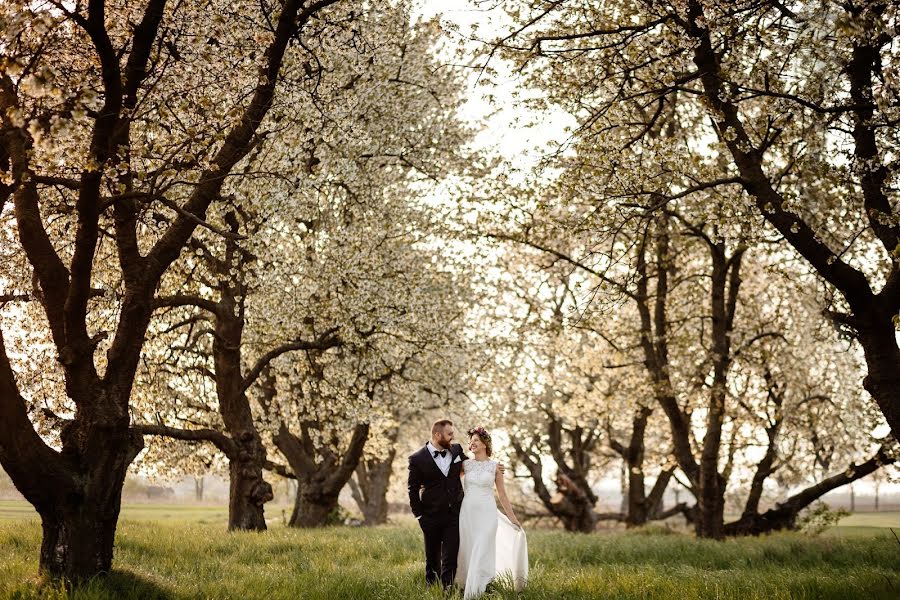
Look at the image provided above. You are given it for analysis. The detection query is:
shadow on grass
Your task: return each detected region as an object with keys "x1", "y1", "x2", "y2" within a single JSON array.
[
  {"x1": 90, "y1": 570, "x2": 173, "y2": 600},
  {"x1": 9, "y1": 570, "x2": 174, "y2": 600}
]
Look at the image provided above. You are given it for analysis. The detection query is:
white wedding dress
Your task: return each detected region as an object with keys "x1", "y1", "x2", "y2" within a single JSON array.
[{"x1": 456, "y1": 459, "x2": 528, "y2": 599}]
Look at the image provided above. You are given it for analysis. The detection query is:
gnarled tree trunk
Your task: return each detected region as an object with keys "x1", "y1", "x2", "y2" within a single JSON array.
[
  {"x1": 214, "y1": 297, "x2": 273, "y2": 531},
  {"x1": 348, "y1": 427, "x2": 399, "y2": 525},
  {"x1": 36, "y1": 425, "x2": 144, "y2": 580},
  {"x1": 290, "y1": 485, "x2": 341, "y2": 527},
  {"x1": 552, "y1": 472, "x2": 598, "y2": 533},
  {"x1": 275, "y1": 422, "x2": 370, "y2": 528},
  {"x1": 226, "y1": 433, "x2": 272, "y2": 530}
]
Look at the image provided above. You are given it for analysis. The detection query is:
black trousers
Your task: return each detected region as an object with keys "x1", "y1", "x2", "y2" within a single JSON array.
[{"x1": 419, "y1": 510, "x2": 460, "y2": 588}]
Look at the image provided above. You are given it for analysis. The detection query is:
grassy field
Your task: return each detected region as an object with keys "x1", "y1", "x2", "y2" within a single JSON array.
[{"x1": 1, "y1": 502, "x2": 898, "y2": 600}]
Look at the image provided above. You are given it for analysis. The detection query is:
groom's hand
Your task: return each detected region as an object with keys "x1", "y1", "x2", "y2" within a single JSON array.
[{"x1": 497, "y1": 463, "x2": 506, "y2": 474}]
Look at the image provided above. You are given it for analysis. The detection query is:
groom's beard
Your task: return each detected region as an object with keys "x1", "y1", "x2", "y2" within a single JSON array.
[{"x1": 435, "y1": 436, "x2": 451, "y2": 450}]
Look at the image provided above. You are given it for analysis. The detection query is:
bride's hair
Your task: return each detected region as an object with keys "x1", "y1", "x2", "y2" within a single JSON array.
[{"x1": 467, "y1": 426, "x2": 492, "y2": 457}]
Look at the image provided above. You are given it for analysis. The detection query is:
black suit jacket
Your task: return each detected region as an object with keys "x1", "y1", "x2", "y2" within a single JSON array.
[{"x1": 407, "y1": 443, "x2": 467, "y2": 519}]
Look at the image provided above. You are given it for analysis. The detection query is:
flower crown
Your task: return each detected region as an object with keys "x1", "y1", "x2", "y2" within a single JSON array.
[{"x1": 467, "y1": 426, "x2": 491, "y2": 441}]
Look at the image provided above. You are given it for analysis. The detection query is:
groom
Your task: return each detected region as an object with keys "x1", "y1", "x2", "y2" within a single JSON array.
[{"x1": 408, "y1": 419, "x2": 467, "y2": 589}]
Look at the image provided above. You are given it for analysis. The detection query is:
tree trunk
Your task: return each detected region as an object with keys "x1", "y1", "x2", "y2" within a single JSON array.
[
  {"x1": 625, "y1": 478, "x2": 648, "y2": 526},
  {"x1": 610, "y1": 405, "x2": 671, "y2": 528},
  {"x1": 290, "y1": 485, "x2": 341, "y2": 527},
  {"x1": 215, "y1": 280, "x2": 273, "y2": 531},
  {"x1": 692, "y1": 246, "x2": 741, "y2": 540},
  {"x1": 559, "y1": 504, "x2": 597, "y2": 533},
  {"x1": 275, "y1": 422, "x2": 370, "y2": 528},
  {"x1": 349, "y1": 451, "x2": 396, "y2": 526},
  {"x1": 36, "y1": 425, "x2": 143, "y2": 581},
  {"x1": 857, "y1": 312, "x2": 900, "y2": 441},
  {"x1": 194, "y1": 475, "x2": 204, "y2": 502},
  {"x1": 552, "y1": 472, "x2": 597, "y2": 533},
  {"x1": 39, "y1": 504, "x2": 118, "y2": 581},
  {"x1": 227, "y1": 444, "x2": 271, "y2": 531},
  {"x1": 694, "y1": 476, "x2": 726, "y2": 538}
]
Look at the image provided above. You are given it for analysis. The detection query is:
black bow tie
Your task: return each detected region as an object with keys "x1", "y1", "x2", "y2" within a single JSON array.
[{"x1": 433, "y1": 449, "x2": 447, "y2": 458}]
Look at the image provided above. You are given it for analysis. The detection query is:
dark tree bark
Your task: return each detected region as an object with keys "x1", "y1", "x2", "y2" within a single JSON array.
[
  {"x1": 210, "y1": 231, "x2": 272, "y2": 531},
  {"x1": 695, "y1": 237, "x2": 744, "y2": 539},
  {"x1": 609, "y1": 407, "x2": 651, "y2": 527},
  {"x1": 631, "y1": 213, "x2": 744, "y2": 539},
  {"x1": 290, "y1": 490, "x2": 338, "y2": 527},
  {"x1": 348, "y1": 427, "x2": 399, "y2": 526}
]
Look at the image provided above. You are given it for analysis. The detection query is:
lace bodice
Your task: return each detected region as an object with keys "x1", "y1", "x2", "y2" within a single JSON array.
[{"x1": 463, "y1": 459, "x2": 497, "y2": 498}]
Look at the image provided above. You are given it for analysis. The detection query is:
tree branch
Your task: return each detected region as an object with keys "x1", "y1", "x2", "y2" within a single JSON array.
[
  {"x1": 846, "y1": 20, "x2": 898, "y2": 257},
  {"x1": 264, "y1": 459, "x2": 296, "y2": 479},
  {"x1": 144, "y1": 0, "x2": 339, "y2": 281},
  {"x1": 132, "y1": 422, "x2": 236, "y2": 456},
  {"x1": 486, "y1": 232, "x2": 637, "y2": 300},
  {"x1": 0, "y1": 327, "x2": 75, "y2": 510},
  {"x1": 686, "y1": 1, "x2": 873, "y2": 307},
  {"x1": 326, "y1": 423, "x2": 370, "y2": 490},
  {"x1": 240, "y1": 327, "x2": 341, "y2": 394},
  {"x1": 153, "y1": 294, "x2": 220, "y2": 315}
]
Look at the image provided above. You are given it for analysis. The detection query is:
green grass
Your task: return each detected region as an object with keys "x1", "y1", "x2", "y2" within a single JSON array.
[{"x1": 0, "y1": 504, "x2": 898, "y2": 599}]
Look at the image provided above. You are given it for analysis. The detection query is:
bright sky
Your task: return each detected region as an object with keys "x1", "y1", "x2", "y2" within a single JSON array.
[{"x1": 415, "y1": 0, "x2": 576, "y2": 167}]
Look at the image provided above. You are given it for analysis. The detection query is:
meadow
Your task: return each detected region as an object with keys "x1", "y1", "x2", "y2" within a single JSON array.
[{"x1": 0, "y1": 501, "x2": 898, "y2": 600}]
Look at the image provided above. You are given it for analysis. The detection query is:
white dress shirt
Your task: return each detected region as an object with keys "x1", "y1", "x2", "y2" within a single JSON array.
[{"x1": 427, "y1": 441, "x2": 452, "y2": 477}]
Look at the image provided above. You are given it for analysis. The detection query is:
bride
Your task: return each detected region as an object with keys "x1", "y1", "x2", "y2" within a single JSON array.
[{"x1": 456, "y1": 426, "x2": 528, "y2": 599}]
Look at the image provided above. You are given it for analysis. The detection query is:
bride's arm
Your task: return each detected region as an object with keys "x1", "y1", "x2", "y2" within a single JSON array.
[{"x1": 494, "y1": 465, "x2": 522, "y2": 528}]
